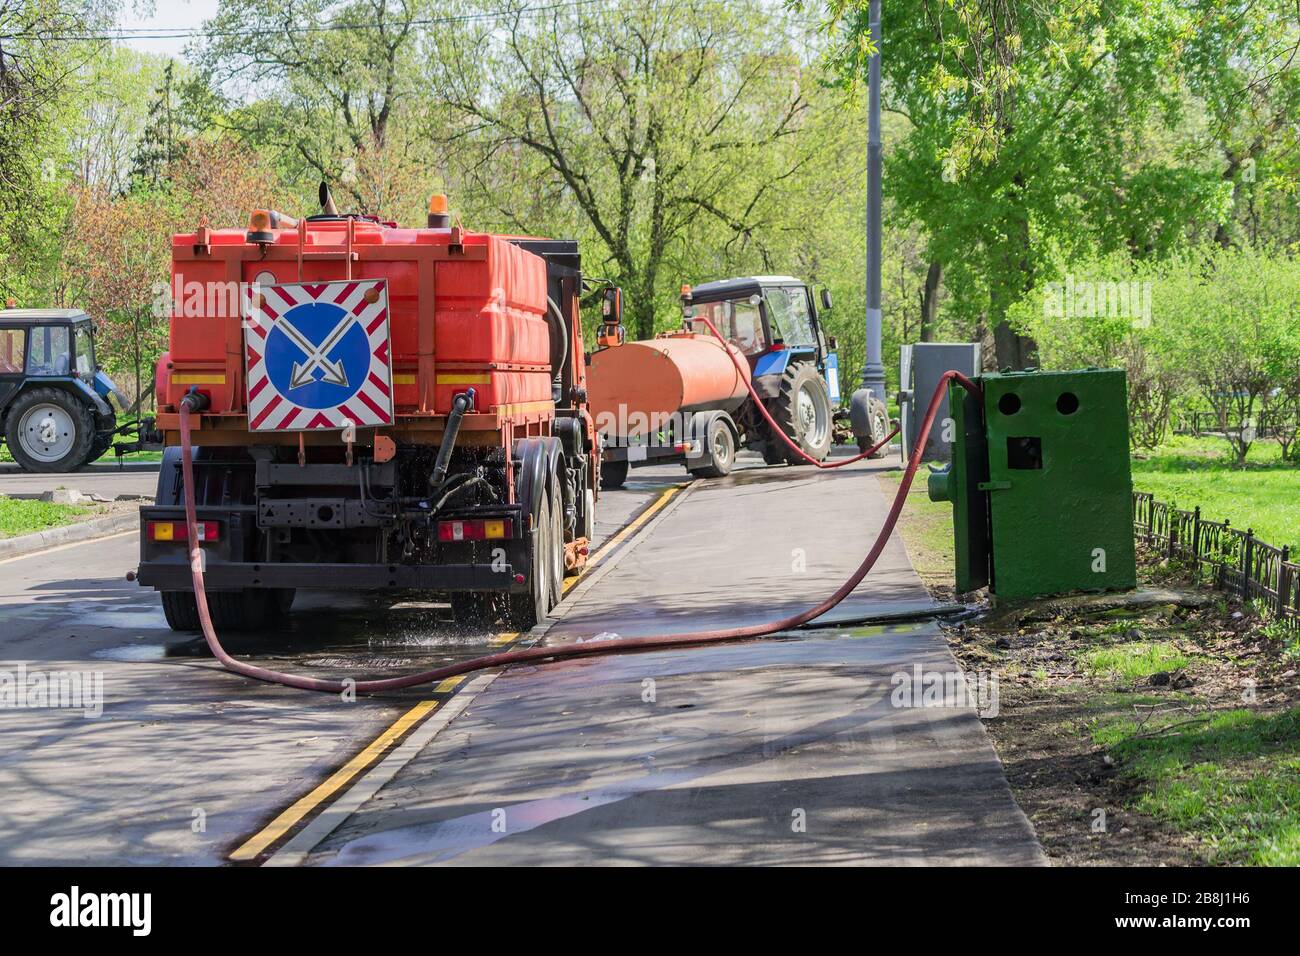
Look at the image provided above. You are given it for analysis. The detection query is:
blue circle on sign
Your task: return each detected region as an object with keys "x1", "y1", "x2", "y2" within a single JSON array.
[{"x1": 265, "y1": 302, "x2": 372, "y2": 410}]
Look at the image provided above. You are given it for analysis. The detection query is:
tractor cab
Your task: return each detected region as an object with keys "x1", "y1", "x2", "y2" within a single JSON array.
[
  {"x1": 0, "y1": 309, "x2": 129, "y2": 472},
  {"x1": 681, "y1": 276, "x2": 840, "y2": 405},
  {"x1": 680, "y1": 276, "x2": 841, "y2": 465}
]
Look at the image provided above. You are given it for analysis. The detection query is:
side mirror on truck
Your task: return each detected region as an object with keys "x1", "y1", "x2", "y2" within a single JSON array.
[
  {"x1": 598, "y1": 286, "x2": 624, "y2": 347},
  {"x1": 820, "y1": 288, "x2": 833, "y2": 311}
]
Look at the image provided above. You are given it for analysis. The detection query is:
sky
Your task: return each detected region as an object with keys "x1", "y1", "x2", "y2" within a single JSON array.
[{"x1": 117, "y1": 0, "x2": 221, "y2": 60}]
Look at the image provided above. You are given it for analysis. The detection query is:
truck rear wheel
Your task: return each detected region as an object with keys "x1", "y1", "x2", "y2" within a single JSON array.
[
  {"x1": 600, "y1": 458, "x2": 629, "y2": 490},
  {"x1": 689, "y1": 418, "x2": 735, "y2": 478},
  {"x1": 546, "y1": 481, "x2": 565, "y2": 606},
  {"x1": 5, "y1": 387, "x2": 97, "y2": 472},
  {"x1": 161, "y1": 590, "x2": 201, "y2": 631},
  {"x1": 160, "y1": 588, "x2": 293, "y2": 633},
  {"x1": 507, "y1": 490, "x2": 553, "y2": 631},
  {"x1": 450, "y1": 591, "x2": 497, "y2": 629},
  {"x1": 767, "y1": 362, "x2": 833, "y2": 465}
]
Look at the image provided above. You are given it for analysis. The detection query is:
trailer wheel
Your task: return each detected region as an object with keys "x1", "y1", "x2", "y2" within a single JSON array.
[
  {"x1": 689, "y1": 418, "x2": 735, "y2": 479},
  {"x1": 4, "y1": 387, "x2": 97, "y2": 472},
  {"x1": 600, "y1": 459, "x2": 629, "y2": 490},
  {"x1": 206, "y1": 590, "x2": 275, "y2": 631},
  {"x1": 767, "y1": 361, "x2": 833, "y2": 465},
  {"x1": 864, "y1": 398, "x2": 891, "y2": 460}
]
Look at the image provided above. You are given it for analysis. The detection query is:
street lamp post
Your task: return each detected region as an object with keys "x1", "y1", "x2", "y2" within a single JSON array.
[{"x1": 849, "y1": 0, "x2": 887, "y2": 450}]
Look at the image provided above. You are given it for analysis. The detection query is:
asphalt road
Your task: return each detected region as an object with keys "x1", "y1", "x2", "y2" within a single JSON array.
[
  {"x1": 0, "y1": 459, "x2": 683, "y2": 864},
  {"x1": 0, "y1": 451, "x2": 1043, "y2": 866}
]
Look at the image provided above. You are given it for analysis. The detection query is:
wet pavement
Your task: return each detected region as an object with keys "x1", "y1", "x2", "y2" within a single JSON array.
[
  {"x1": 0, "y1": 463, "x2": 684, "y2": 864},
  {"x1": 291, "y1": 455, "x2": 1044, "y2": 866},
  {"x1": 0, "y1": 450, "x2": 1043, "y2": 866}
]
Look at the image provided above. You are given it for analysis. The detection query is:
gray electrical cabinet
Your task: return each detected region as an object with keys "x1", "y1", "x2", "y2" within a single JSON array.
[{"x1": 898, "y1": 342, "x2": 982, "y2": 463}]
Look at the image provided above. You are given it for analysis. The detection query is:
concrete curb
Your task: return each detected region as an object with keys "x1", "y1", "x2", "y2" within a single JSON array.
[{"x1": 0, "y1": 508, "x2": 138, "y2": 560}]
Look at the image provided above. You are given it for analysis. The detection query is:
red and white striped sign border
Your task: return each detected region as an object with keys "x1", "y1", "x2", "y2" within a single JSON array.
[{"x1": 244, "y1": 279, "x2": 394, "y2": 432}]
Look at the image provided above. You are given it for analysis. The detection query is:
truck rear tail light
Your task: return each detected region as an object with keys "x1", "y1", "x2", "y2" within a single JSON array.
[
  {"x1": 437, "y1": 519, "x2": 512, "y2": 542},
  {"x1": 148, "y1": 520, "x2": 220, "y2": 542}
]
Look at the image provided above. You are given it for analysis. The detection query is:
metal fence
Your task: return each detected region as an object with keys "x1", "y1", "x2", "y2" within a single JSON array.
[
  {"x1": 1132, "y1": 491, "x2": 1299, "y2": 623},
  {"x1": 1173, "y1": 408, "x2": 1298, "y2": 438}
]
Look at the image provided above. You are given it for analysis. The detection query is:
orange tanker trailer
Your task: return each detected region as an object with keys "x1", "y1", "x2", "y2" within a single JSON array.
[{"x1": 588, "y1": 276, "x2": 844, "y2": 486}]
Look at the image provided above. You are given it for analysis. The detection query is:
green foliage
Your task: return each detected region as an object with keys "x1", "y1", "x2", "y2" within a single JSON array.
[
  {"x1": 1077, "y1": 641, "x2": 1192, "y2": 680},
  {"x1": 0, "y1": 496, "x2": 90, "y2": 538},
  {"x1": 1133, "y1": 435, "x2": 1300, "y2": 552},
  {"x1": 1094, "y1": 707, "x2": 1300, "y2": 865}
]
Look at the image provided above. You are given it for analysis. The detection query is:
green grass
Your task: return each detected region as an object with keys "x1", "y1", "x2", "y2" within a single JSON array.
[
  {"x1": 1132, "y1": 435, "x2": 1300, "y2": 552},
  {"x1": 0, "y1": 444, "x2": 161, "y2": 465},
  {"x1": 1077, "y1": 640, "x2": 1192, "y2": 679},
  {"x1": 1093, "y1": 707, "x2": 1300, "y2": 865},
  {"x1": 0, "y1": 497, "x2": 91, "y2": 538}
]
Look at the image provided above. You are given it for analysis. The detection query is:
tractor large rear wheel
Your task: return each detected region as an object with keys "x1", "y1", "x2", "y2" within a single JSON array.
[
  {"x1": 766, "y1": 362, "x2": 833, "y2": 465},
  {"x1": 5, "y1": 387, "x2": 96, "y2": 472}
]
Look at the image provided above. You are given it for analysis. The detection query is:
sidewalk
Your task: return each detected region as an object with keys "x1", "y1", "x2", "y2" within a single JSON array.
[{"x1": 298, "y1": 460, "x2": 1045, "y2": 865}]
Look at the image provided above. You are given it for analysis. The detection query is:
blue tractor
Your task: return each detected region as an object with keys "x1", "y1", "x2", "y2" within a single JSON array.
[
  {"x1": 681, "y1": 276, "x2": 887, "y2": 465},
  {"x1": 0, "y1": 309, "x2": 141, "y2": 472}
]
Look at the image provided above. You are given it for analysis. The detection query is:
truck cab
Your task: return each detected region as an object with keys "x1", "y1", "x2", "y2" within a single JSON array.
[{"x1": 0, "y1": 309, "x2": 125, "y2": 472}]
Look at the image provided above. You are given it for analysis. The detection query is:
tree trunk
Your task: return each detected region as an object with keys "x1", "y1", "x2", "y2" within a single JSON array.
[{"x1": 919, "y1": 259, "x2": 941, "y2": 342}]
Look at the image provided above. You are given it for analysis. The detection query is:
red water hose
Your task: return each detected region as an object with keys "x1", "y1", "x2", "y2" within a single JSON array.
[
  {"x1": 179, "y1": 369, "x2": 980, "y2": 694},
  {"x1": 693, "y1": 315, "x2": 898, "y2": 467}
]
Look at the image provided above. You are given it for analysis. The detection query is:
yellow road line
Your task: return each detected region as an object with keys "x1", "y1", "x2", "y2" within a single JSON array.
[
  {"x1": 232, "y1": 480, "x2": 688, "y2": 861},
  {"x1": 589, "y1": 484, "x2": 687, "y2": 564},
  {"x1": 230, "y1": 699, "x2": 438, "y2": 862}
]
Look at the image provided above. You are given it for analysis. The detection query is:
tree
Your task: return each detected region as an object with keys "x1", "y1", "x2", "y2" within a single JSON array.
[
  {"x1": 1154, "y1": 246, "x2": 1300, "y2": 464},
  {"x1": 820, "y1": 0, "x2": 1244, "y2": 368},
  {"x1": 195, "y1": 0, "x2": 434, "y2": 217},
  {"x1": 424, "y1": 0, "x2": 853, "y2": 339},
  {"x1": 0, "y1": 0, "x2": 117, "y2": 301}
]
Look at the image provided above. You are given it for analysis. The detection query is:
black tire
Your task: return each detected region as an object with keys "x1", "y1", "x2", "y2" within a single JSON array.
[
  {"x1": 507, "y1": 489, "x2": 552, "y2": 630},
  {"x1": 600, "y1": 458, "x2": 629, "y2": 490},
  {"x1": 689, "y1": 418, "x2": 736, "y2": 478},
  {"x1": 161, "y1": 586, "x2": 292, "y2": 633},
  {"x1": 207, "y1": 589, "x2": 274, "y2": 631},
  {"x1": 766, "y1": 362, "x2": 833, "y2": 465},
  {"x1": 546, "y1": 479, "x2": 565, "y2": 605},
  {"x1": 449, "y1": 591, "x2": 497, "y2": 629},
  {"x1": 4, "y1": 387, "x2": 96, "y2": 472},
  {"x1": 161, "y1": 590, "x2": 201, "y2": 631}
]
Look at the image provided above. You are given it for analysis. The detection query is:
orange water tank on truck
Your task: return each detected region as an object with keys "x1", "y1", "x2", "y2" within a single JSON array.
[{"x1": 135, "y1": 185, "x2": 606, "y2": 632}]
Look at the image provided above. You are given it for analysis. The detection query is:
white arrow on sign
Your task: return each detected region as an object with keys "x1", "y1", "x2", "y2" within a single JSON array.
[{"x1": 275, "y1": 310, "x2": 356, "y2": 390}]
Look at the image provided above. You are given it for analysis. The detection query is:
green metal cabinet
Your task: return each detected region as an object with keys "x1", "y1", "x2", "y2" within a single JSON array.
[{"x1": 928, "y1": 368, "x2": 1137, "y2": 601}]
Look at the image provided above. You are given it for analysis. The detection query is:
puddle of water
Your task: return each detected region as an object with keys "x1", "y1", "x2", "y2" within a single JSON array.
[
  {"x1": 328, "y1": 769, "x2": 695, "y2": 866},
  {"x1": 91, "y1": 644, "x2": 171, "y2": 662}
]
